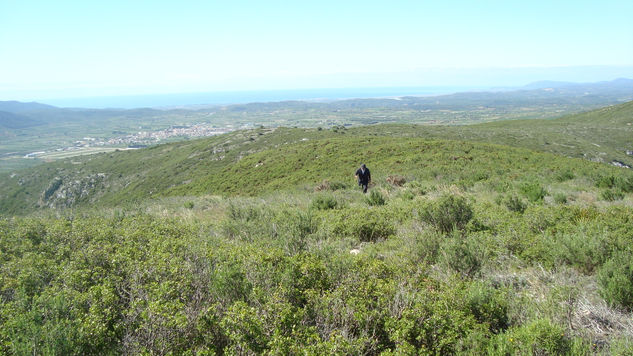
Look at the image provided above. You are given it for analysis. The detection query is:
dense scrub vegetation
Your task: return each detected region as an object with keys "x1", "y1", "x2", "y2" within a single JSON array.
[
  {"x1": 2, "y1": 102, "x2": 633, "y2": 354},
  {"x1": 1, "y1": 163, "x2": 633, "y2": 354}
]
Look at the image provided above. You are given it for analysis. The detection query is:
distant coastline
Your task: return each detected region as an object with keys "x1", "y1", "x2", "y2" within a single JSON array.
[{"x1": 38, "y1": 86, "x2": 483, "y2": 109}]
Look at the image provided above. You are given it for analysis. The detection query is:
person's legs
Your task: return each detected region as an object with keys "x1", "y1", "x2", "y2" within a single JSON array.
[{"x1": 362, "y1": 183, "x2": 368, "y2": 193}]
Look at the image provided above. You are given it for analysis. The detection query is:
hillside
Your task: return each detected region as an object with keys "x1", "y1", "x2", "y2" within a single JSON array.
[
  {"x1": 356, "y1": 100, "x2": 633, "y2": 168},
  {"x1": 0, "y1": 125, "x2": 629, "y2": 215},
  {"x1": 2, "y1": 101, "x2": 633, "y2": 214},
  {"x1": 2, "y1": 103, "x2": 633, "y2": 354},
  {"x1": 0, "y1": 111, "x2": 41, "y2": 130}
]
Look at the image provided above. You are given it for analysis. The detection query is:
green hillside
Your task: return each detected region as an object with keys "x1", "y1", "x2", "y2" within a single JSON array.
[
  {"x1": 2, "y1": 102, "x2": 633, "y2": 354},
  {"x1": 2, "y1": 101, "x2": 633, "y2": 214},
  {"x1": 0, "y1": 128, "x2": 628, "y2": 215},
  {"x1": 350, "y1": 100, "x2": 633, "y2": 167}
]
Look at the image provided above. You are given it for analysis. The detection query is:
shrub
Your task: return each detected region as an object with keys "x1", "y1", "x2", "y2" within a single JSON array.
[
  {"x1": 365, "y1": 190, "x2": 386, "y2": 206},
  {"x1": 184, "y1": 201, "x2": 194, "y2": 209},
  {"x1": 598, "y1": 251, "x2": 633, "y2": 310},
  {"x1": 617, "y1": 176, "x2": 633, "y2": 193},
  {"x1": 330, "y1": 208, "x2": 395, "y2": 242},
  {"x1": 555, "y1": 170, "x2": 575, "y2": 182},
  {"x1": 420, "y1": 194, "x2": 473, "y2": 233},
  {"x1": 600, "y1": 189, "x2": 624, "y2": 201},
  {"x1": 465, "y1": 282, "x2": 509, "y2": 333},
  {"x1": 440, "y1": 234, "x2": 483, "y2": 278},
  {"x1": 310, "y1": 195, "x2": 338, "y2": 210},
  {"x1": 553, "y1": 193, "x2": 567, "y2": 204},
  {"x1": 385, "y1": 297, "x2": 481, "y2": 355},
  {"x1": 503, "y1": 195, "x2": 527, "y2": 213},
  {"x1": 488, "y1": 319, "x2": 573, "y2": 355},
  {"x1": 519, "y1": 182, "x2": 547, "y2": 202},
  {"x1": 594, "y1": 174, "x2": 633, "y2": 192},
  {"x1": 595, "y1": 174, "x2": 616, "y2": 189}
]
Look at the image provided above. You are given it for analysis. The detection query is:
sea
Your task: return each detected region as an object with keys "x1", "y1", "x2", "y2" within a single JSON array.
[{"x1": 40, "y1": 86, "x2": 481, "y2": 109}]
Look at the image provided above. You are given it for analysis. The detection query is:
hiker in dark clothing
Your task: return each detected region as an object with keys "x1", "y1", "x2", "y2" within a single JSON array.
[{"x1": 355, "y1": 164, "x2": 371, "y2": 193}]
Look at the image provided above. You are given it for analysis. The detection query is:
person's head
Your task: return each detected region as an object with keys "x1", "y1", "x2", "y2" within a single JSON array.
[{"x1": 360, "y1": 163, "x2": 366, "y2": 169}]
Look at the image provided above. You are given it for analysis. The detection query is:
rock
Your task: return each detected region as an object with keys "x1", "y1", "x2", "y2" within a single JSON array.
[
  {"x1": 611, "y1": 160, "x2": 631, "y2": 169},
  {"x1": 350, "y1": 249, "x2": 361, "y2": 255}
]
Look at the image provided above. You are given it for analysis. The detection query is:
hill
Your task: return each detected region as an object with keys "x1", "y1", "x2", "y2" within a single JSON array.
[
  {"x1": 0, "y1": 111, "x2": 42, "y2": 129},
  {"x1": 351, "y1": 100, "x2": 633, "y2": 168},
  {"x1": 2, "y1": 99, "x2": 633, "y2": 214},
  {"x1": 0, "y1": 100, "x2": 57, "y2": 113},
  {"x1": 2, "y1": 104, "x2": 633, "y2": 354}
]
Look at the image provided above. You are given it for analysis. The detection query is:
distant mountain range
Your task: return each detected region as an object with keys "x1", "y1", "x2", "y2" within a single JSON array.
[
  {"x1": 0, "y1": 111, "x2": 42, "y2": 129},
  {"x1": 522, "y1": 77, "x2": 633, "y2": 90}
]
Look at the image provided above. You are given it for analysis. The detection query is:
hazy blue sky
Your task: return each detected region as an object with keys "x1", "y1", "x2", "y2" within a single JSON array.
[{"x1": 1, "y1": 0, "x2": 632, "y2": 100}]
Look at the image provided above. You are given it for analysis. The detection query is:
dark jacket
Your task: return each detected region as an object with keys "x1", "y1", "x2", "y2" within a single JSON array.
[{"x1": 355, "y1": 167, "x2": 371, "y2": 184}]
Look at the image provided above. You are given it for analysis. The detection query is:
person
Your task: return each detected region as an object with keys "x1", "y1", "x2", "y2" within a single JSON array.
[{"x1": 355, "y1": 163, "x2": 371, "y2": 193}]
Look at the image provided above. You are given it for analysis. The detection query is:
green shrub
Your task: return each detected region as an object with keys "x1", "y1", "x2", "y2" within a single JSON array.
[
  {"x1": 385, "y1": 297, "x2": 482, "y2": 355},
  {"x1": 420, "y1": 194, "x2": 473, "y2": 233},
  {"x1": 310, "y1": 195, "x2": 338, "y2": 210},
  {"x1": 554, "y1": 230, "x2": 610, "y2": 274},
  {"x1": 595, "y1": 174, "x2": 617, "y2": 189},
  {"x1": 601, "y1": 189, "x2": 624, "y2": 201},
  {"x1": 440, "y1": 234, "x2": 483, "y2": 278},
  {"x1": 553, "y1": 193, "x2": 567, "y2": 204},
  {"x1": 594, "y1": 174, "x2": 633, "y2": 192},
  {"x1": 519, "y1": 182, "x2": 547, "y2": 202},
  {"x1": 488, "y1": 319, "x2": 572, "y2": 355},
  {"x1": 365, "y1": 190, "x2": 386, "y2": 206},
  {"x1": 184, "y1": 201, "x2": 194, "y2": 209},
  {"x1": 465, "y1": 282, "x2": 509, "y2": 333},
  {"x1": 555, "y1": 170, "x2": 575, "y2": 182},
  {"x1": 329, "y1": 208, "x2": 395, "y2": 242},
  {"x1": 503, "y1": 195, "x2": 527, "y2": 213},
  {"x1": 598, "y1": 251, "x2": 633, "y2": 310},
  {"x1": 617, "y1": 176, "x2": 633, "y2": 193}
]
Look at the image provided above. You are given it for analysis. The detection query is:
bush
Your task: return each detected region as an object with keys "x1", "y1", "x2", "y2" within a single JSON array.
[
  {"x1": 553, "y1": 193, "x2": 568, "y2": 204},
  {"x1": 503, "y1": 195, "x2": 527, "y2": 213},
  {"x1": 617, "y1": 176, "x2": 633, "y2": 193},
  {"x1": 598, "y1": 251, "x2": 633, "y2": 310},
  {"x1": 594, "y1": 174, "x2": 633, "y2": 192},
  {"x1": 519, "y1": 182, "x2": 547, "y2": 202},
  {"x1": 310, "y1": 195, "x2": 338, "y2": 210},
  {"x1": 488, "y1": 319, "x2": 572, "y2": 355},
  {"x1": 440, "y1": 234, "x2": 483, "y2": 278},
  {"x1": 365, "y1": 190, "x2": 386, "y2": 206},
  {"x1": 184, "y1": 201, "x2": 194, "y2": 209},
  {"x1": 595, "y1": 174, "x2": 617, "y2": 189},
  {"x1": 465, "y1": 282, "x2": 509, "y2": 333},
  {"x1": 330, "y1": 208, "x2": 395, "y2": 242},
  {"x1": 555, "y1": 170, "x2": 575, "y2": 182},
  {"x1": 601, "y1": 189, "x2": 624, "y2": 201},
  {"x1": 420, "y1": 194, "x2": 473, "y2": 233}
]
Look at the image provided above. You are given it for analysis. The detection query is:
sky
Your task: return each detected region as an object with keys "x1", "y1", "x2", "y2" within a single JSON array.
[{"x1": 1, "y1": 0, "x2": 633, "y2": 101}]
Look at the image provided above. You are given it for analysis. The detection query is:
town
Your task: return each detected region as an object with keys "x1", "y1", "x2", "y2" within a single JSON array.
[{"x1": 25, "y1": 123, "x2": 232, "y2": 159}]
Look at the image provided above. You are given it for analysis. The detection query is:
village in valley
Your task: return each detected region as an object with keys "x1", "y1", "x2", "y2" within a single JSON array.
[{"x1": 24, "y1": 123, "x2": 232, "y2": 159}]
